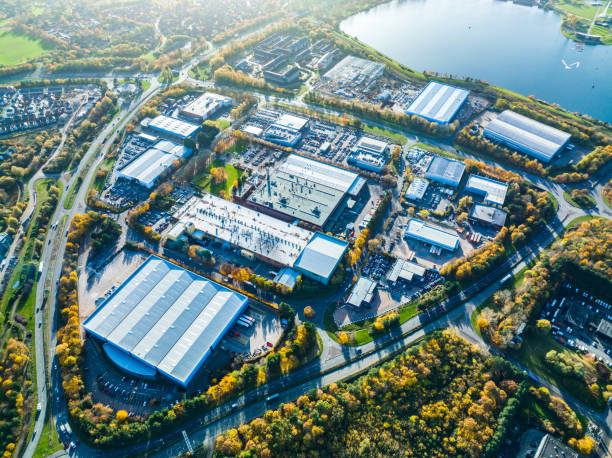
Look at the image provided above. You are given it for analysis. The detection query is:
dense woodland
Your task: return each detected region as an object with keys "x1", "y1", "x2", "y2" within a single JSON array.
[{"x1": 215, "y1": 331, "x2": 525, "y2": 457}]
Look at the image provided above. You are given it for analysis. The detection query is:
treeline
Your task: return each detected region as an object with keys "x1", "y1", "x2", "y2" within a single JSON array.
[
  {"x1": 213, "y1": 66, "x2": 293, "y2": 96},
  {"x1": 127, "y1": 183, "x2": 175, "y2": 242},
  {"x1": 305, "y1": 91, "x2": 459, "y2": 138},
  {"x1": 215, "y1": 331, "x2": 523, "y2": 457},
  {"x1": 0, "y1": 63, "x2": 37, "y2": 78},
  {"x1": 0, "y1": 339, "x2": 31, "y2": 458}
]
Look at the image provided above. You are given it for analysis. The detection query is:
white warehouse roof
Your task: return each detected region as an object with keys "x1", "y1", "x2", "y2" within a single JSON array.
[
  {"x1": 293, "y1": 232, "x2": 349, "y2": 283},
  {"x1": 83, "y1": 256, "x2": 248, "y2": 387},
  {"x1": 148, "y1": 115, "x2": 200, "y2": 139},
  {"x1": 406, "y1": 81, "x2": 469, "y2": 125},
  {"x1": 117, "y1": 148, "x2": 177, "y2": 189},
  {"x1": 347, "y1": 276, "x2": 377, "y2": 307},
  {"x1": 466, "y1": 174, "x2": 508, "y2": 206},
  {"x1": 405, "y1": 177, "x2": 429, "y2": 201},
  {"x1": 274, "y1": 113, "x2": 309, "y2": 131},
  {"x1": 404, "y1": 219, "x2": 460, "y2": 251},
  {"x1": 354, "y1": 136, "x2": 388, "y2": 155},
  {"x1": 483, "y1": 110, "x2": 571, "y2": 162},
  {"x1": 280, "y1": 154, "x2": 359, "y2": 194}
]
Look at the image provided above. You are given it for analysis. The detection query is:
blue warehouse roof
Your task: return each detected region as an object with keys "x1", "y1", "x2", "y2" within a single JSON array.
[
  {"x1": 406, "y1": 81, "x2": 469, "y2": 125},
  {"x1": 83, "y1": 256, "x2": 248, "y2": 386}
]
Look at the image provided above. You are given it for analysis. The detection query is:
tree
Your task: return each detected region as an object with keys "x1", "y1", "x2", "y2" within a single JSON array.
[
  {"x1": 536, "y1": 319, "x2": 551, "y2": 334},
  {"x1": 184, "y1": 137, "x2": 196, "y2": 151},
  {"x1": 279, "y1": 302, "x2": 295, "y2": 322},
  {"x1": 304, "y1": 306, "x2": 316, "y2": 319},
  {"x1": 210, "y1": 167, "x2": 228, "y2": 184}
]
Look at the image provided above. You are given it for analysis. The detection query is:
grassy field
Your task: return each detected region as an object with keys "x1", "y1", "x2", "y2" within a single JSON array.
[
  {"x1": 412, "y1": 142, "x2": 462, "y2": 160},
  {"x1": 362, "y1": 124, "x2": 408, "y2": 145},
  {"x1": 510, "y1": 328, "x2": 607, "y2": 411},
  {"x1": 556, "y1": 0, "x2": 600, "y2": 19},
  {"x1": 0, "y1": 31, "x2": 51, "y2": 66},
  {"x1": 33, "y1": 411, "x2": 63, "y2": 458},
  {"x1": 590, "y1": 24, "x2": 612, "y2": 44},
  {"x1": 192, "y1": 159, "x2": 243, "y2": 196}
]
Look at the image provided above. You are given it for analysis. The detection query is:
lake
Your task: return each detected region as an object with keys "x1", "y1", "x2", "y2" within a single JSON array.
[{"x1": 340, "y1": 0, "x2": 612, "y2": 123}]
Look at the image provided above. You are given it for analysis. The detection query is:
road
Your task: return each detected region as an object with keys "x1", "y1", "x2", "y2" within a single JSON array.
[{"x1": 19, "y1": 28, "x2": 612, "y2": 458}]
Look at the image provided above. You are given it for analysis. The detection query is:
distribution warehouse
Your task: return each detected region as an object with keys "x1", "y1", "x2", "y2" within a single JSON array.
[
  {"x1": 116, "y1": 140, "x2": 192, "y2": 188},
  {"x1": 179, "y1": 92, "x2": 232, "y2": 122},
  {"x1": 405, "y1": 81, "x2": 470, "y2": 125},
  {"x1": 82, "y1": 256, "x2": 248, "y2": 387},
  {"x1": 172, "y1": 193, "x2": 349, "y2": 285},
  {"x1": 248, "y1": 154, "x2": 364, "y2": 229},
  {"x1": 144, "y1": 115, "x2": 200, "y2": 140},
  {"x1": 483, "y1": 110, "x2": 571, "y2": 162},
  {"x1": 404, "y1": 219, "x2": 460, "y2": 252}
]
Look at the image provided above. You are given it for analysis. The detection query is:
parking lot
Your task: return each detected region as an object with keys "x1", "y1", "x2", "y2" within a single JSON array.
[{"x1": 543, "y1": 282, "x2": 612, "y2": 366}]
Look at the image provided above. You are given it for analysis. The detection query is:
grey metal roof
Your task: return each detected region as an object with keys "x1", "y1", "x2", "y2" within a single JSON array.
[
  {"x1": 83, "y1": 256, "x2": 247, "y2": 386},
  {"x1": 470, "y1": 204, "x2": 507, "y2": 227},
  {"x1": 484, "y1": 110, "x2": 571, "y2": 161},
  {"x1": 425, "y1": 155, "x2": 466, "y2": 186},
  {"x1": 293, "y1": 232, "x2": 348, "y2": 281},
  {"x1": 347, "y1": 276, "x2": 377, "y2": 307},
  {"x1": 404, "y1": 219, "x2": 460, "y2": 251}
]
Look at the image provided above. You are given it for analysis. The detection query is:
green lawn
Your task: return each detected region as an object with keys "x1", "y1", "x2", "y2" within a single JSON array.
[
  {"x1": 412, "y1": 142, "x2": 462, "y2": 160},
  {"x1": 556, "y1": 0, "x2": 600, "y2": 19},
  {"x1": 192, "y1": 160, "x2": 243, "y2": 196},
  {"x1": 211, "y1": 119, "x2": 231, "y2": 131},
  {"x1": 362, "y1": 124, "x2": 408, "y2": 145},
  {"x1": 0, "y1": 31, "x2": 52, "y2": 66},
  {"x1": 510, "y1": 328, "x2": 607, "y2": 411},
  {"x1": 33, "y1": 413, "x2": 63, "y2": 458}
]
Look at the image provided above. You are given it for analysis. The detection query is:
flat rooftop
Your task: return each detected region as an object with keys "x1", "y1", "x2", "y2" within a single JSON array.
[
  {"x1": 405, "y1": 177, "x2": 429, "y2": 201},
  {"x1": 148, "y1": 115, "x2": 200, "y2": 139},
  {"x1": 425, "y1": 155, "x2": 466, "y2": 186},
  {"x1": 354, "y1": 136, "x2": 388, "y2": 155},
  {"x1": 347, "y1": 276, "x2": 377, "y2": 307},
  {"x1": 83, "y1": 256, "x2": 248, "y2": 386},
  {"x1": 387, "y1": 258, "x2": 426, "y2": 282},
  {"x1": 274, "y1": 113, "x2": 309, "y2": 131},
  {"x1": 293, "y1": 232, "x2": 349, "y2": 282},
  {"x1": 181, "y1": 92, "x2": 231, "y2": 119},
  {"x1": 470, "y1": 204, "x2": 507, "y2": 227},
  {"x1": 405, "y1": 219, "x2": 460, "y2": 251},
  {"x1": 174, "y1": 194, "x2": 313, "y2": 266},
  {"x1": 406, "y1": 81, "x2": 469, "y2": 125},
  {"x1": 248, "y1": 154, "x2": 359, "y2": 227},
  {"x1": 484, "y1": 110, "x2": 571, "y2": 162},
  {"x1": 466, "y1": 174, "x2": 508, "y2": 206},
  {"x1": 117, "y1": 147, "x2": 177, "y2": 188}
]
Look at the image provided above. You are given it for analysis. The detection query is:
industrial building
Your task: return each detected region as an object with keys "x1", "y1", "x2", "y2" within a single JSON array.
[
  {"x1": 248, "y1": 154, "x2": 362, "y2": 229},
  {"x1": 347, "y1": 136, "x2": 389, "y2": 173},
  {"x1": 174, "y1": 193, "x2": 312, "y2": 267},
  {"x1": 405, "y1": 178, "x2": 429, "y2": 201},
  {"x1": 293, "y1": 232, "x2": 349, "y2": 285},
  {"x1": 387, "y1": 258, "x2": 427, "y2": 283},
  {"x1": 483, "y1": 110, "x2": 571, "y2": 163},
  {"x1": 323, "y1": 55, "x2": 385, "y2": 88},
  {"x1": 404, "y1": 219, "x2": 460, "y2": 252},
  {"x1": 116, "y1": 140, "x2": 192, "y2": 189},
  {"x1": 172, "y1": 194, "x2": 349, "y2": 285},
  {"x1": 405, "y1": 81, "x2": 470, "y2": 125},
  {"x1": 179, "y1": 92, "x2": 232, "y2": 122},
  {"x1": 263, "y1": 66, "x2": 300, "y2": 85},
  {"x1": 465, "y1": 174, "x2": 508, "y2": 206},
  {"x1": 469, "y1": 204, "x2": 508, "y2": 229},
  {"x1": 534, "y1": 434, "x2": 577, "y2": 458},
  {"x1": 425, "y1": 155, "x2": 466, "y2": 187},
  {"x1": 82, "y1": 256, "x2": 249, "y2": 387},
  {"x1": 346, "y1": 276, "x2": 377, "y2": 308},
  {"x1": 144, "y1": 115, "x2": 200, "y2": 141},
  {"x1": 263, "y1": 113, "x2": 309, "y2": 147}
]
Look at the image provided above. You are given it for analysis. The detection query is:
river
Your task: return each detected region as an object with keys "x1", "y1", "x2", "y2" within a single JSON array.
[{"x1": 340, "y1": 0, "x2": 612, "y2": 123}]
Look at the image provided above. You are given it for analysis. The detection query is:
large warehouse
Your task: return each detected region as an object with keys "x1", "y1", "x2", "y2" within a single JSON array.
[
  {"x1": 483, "y1": 110, "x2": 571, "y2": 163},
  {"x1": 404, "y1": 219, "x2": 460, "y2": 252},
  {"x1": 425, "y1": 155, "x2": 466, "y2": 187},
  {"x1": 116, "y1": 140, "x2": 192, "y2": 189},
  {"x1": 83, "y1": 256, "x2": 248, "y2": 387},
  {"x1": 145, "y1": 115, "x2": 200, "y2": 140},
  {"x1": 248, "y1": 154, "x2": 362, "y2": 229},
  {"x1": 405, "y1": 82, "x2": 470, "y2": 125},
  {"x1": 172, "y1": 193, "x2": 349, "y2": 285}
]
